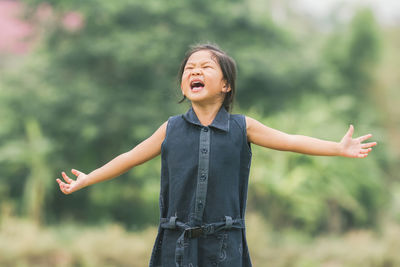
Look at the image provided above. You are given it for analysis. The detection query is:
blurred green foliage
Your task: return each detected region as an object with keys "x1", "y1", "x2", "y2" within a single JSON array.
[{"x1": 0, "y1": 0, "x2": 397, "y2": 236}]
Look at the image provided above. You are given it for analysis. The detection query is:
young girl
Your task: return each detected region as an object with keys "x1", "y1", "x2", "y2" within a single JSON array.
[{"x1": 57, "y1": 44, "x2": 377, "y2": 267}]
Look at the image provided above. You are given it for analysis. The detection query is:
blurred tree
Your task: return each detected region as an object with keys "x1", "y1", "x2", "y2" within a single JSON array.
[
  {"x1": 0, "y1": 0, "x2": 390, "y2": 234},
  {"x1": 23, "y1": 118, "x2": 53, "y2": 225},
  {"x1": 248, "y1": 95, "x2": 386, "y2": 234},
  {"x1": 322, "y1": 9, "x2": 381, "y2": 102},
  {"x1": 247, "y1": 8, "x2": 387, "y2": 234},
  {"x1": 4, "y1": 0, "x2": 294, "y2": 228}
]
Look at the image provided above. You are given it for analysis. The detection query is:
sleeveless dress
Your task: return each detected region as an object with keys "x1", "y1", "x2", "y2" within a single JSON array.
[{"x1": 149, "y1": 106, "x2": 253, "y2": 267}]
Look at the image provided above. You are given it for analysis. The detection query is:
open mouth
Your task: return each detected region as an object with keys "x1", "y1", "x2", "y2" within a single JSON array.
[{"x1": 190, "y1": 80, "x2": 205, "y2": 92}]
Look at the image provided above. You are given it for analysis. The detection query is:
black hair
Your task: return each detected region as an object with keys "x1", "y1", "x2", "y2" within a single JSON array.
[{"x1": 178, "y1": 43, "x2": 237, "y2": 112}]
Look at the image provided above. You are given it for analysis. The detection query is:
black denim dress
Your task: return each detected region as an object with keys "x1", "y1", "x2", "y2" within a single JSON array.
[{"x1": 149, "y1": 106, "x2": 252, "y2": 267}]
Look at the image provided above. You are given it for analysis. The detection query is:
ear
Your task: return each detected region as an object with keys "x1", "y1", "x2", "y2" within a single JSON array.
[{"x1": 222, "y1": 82, "x2": 231, "y2": 93}]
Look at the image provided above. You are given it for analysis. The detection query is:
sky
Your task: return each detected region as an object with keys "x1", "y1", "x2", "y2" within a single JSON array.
[{"x1": 295, "y1": 0, "x2": 400, "y2": 25}]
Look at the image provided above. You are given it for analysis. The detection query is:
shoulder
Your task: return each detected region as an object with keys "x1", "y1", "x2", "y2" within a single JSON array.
[
  {"x1": 230, "y1": 114, "x2": 247, "y2": 130},
  {"x1": 161, "y1": 114, "x2": 187, "y2": 141},
  {"x1": 244, "y1": 116, "x2": 258, "y2": 132},
  {"x1": 167, "y1": 114, "x2": 182, "y2": 124},
  {"x1": 230, "y1": 115, "x2": 258, "y2": 132},
  {"x1": 165, "y1": 114, "x2": 185, "y2": 130},
  {"x1": 152, "y1": 120, "x2": 168, "y2": 139},
  {"x1": 243, "y1": 116, "x2": 267, "y2": 142},
  {"x1": 152, "y1": 114, "x2": 182, "y2": 139}
]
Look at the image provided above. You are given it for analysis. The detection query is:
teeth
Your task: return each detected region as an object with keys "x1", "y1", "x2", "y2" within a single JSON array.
[{"x1": 191, "y1": 81, "x2": 204, "y2": 88}]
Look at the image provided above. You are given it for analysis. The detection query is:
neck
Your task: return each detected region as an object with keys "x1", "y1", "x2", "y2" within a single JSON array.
[{"x1": 191, "y1": 102, "x2": 223, "y2": 126}]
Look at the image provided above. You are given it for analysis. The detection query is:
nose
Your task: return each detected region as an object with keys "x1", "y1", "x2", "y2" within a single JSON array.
[{"x1": 191, "y1": 67, "x2": 202, "y2": 76}]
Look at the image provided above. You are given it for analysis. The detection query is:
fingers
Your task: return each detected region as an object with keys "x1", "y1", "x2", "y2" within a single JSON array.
[
  {"x1": 56, "y1": 178, "x2": 71, "y2": 194},
  {"x1": 346, "y1": 124, "x2": 354, "y2": 138},
  {"x1": 57, "y1": 169, "x2": 84, "y2": 195},
  {"x1": 61, "y1": 171, "x2": 73, "y2": 184},
  {"x1": 357, "y1": 134, "x2": 373, "y2": 143},
  {"x1": 71, "y1": 169, "x2": 81, "y2": 177},
  {"x1": 356, "y1": 146, "x2": 374, "y2": 158},
  {"x1": 358, "y1": 153, "x2": 368, "y2": 158},
  {"x1": 360, "y1": 148, "x2": 372, "y2": 154},
  {"x1": 361, "y1": 142, "x2": 377, "y2": 148}
]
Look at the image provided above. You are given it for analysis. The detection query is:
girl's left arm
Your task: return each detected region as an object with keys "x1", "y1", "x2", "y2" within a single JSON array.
[{"x1": 246, "y1": 116, "x2": 377, "y2": 158}]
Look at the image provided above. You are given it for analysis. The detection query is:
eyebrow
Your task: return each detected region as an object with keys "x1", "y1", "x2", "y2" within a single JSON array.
[{"x1": 185, "y1": 59, "x2": 216, "y2": 66}]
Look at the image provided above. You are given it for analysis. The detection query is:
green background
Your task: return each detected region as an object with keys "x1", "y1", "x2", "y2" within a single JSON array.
[{"x1": 0, "y1": 0, "x2": 399, "y2": 266}]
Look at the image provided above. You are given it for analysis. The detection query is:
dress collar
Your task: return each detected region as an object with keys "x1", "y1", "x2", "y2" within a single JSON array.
[{"x1": 182, "y1": 106, "x2": 230, "y2": 132}]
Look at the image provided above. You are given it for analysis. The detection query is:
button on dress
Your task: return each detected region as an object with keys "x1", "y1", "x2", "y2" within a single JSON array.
[{"x1": 149, "y1": 106, "x2": 252, "y2": 267}]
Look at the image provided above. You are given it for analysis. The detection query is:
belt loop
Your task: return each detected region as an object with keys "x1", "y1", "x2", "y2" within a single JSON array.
[
  {"x1": 225, "y1": 216, "x2": 233, "y2": 230},
  {"x1": 168, "y1": 216, "x2": 177, "y2": 229}
]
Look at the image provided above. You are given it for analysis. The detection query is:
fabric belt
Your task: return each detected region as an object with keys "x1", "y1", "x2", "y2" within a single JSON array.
[{"x1": 160, "y1": 216, "x2": 245, "y2": 266}]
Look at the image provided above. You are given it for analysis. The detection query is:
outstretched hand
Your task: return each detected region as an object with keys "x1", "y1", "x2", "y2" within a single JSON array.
[
  {"x1": 339, "y1": 125, "x2": 377, "y2": 158},
  {"x1": 56, "y1": 169, "x2": 88, "y2": 194}
]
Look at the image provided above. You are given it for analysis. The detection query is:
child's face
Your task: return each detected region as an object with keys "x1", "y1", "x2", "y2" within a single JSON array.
[{"x1": 181, "y1": 50, "x2": 230, "y2": 107}]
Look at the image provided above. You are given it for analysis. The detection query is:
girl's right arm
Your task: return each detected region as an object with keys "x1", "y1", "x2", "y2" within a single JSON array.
[{"x1": 56, "y1": 121, "x2": 168, "y2": 195}]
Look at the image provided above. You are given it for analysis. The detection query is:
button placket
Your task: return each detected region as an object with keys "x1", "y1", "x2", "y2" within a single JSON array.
[{"x1": 194, "y1": 126, "x2": 210, "y2": 224}]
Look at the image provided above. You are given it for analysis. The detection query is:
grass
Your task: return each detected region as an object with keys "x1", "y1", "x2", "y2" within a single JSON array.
[{"x1": 1, "y1": 213, "x2": 400, "y2": 266}]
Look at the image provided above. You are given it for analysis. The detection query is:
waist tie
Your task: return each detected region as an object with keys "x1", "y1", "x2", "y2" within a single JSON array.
[{"x1": 160, "y1": 216, "x2": 245, "y2": 267}]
